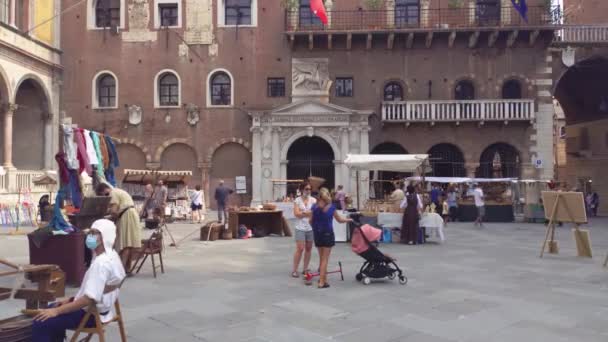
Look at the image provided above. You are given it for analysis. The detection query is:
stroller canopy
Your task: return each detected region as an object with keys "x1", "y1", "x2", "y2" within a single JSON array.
[{"x1": 351, "y1": 224, "x2": 382, "y2": 254}]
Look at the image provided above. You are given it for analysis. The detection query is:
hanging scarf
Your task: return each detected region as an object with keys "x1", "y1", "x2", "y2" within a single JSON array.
[
  {"x1": 98, "y1": 133, "x2": 111, "y2": 170},
  {"x1": 68, "y1": 170, "x2": 83, "y2": 209},
  {"x1": 47, "y1": 187, "x2": 74, "y2": 233},
  {"x1": 90, "y1": 132, "x2": 105, "y2": 179},
  {"x1": 61, "y1": 125, "x2": 79, "y2": 170},
  {"x1": 55, "y1": 152, "x2": 70, "y2": 185},
  {"x1": 104, "y1": 135, "x2": 119, "y2": 186},
  {"x1": 74, "y1": 129, "x2": 92, "y2": 175},
  {"x1": 83, "y1": 129, "x2": 99, "y2": 166}
]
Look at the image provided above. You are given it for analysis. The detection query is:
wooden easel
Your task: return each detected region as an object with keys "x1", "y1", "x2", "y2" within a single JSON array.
[{"x1": 539, "y1": 191, "x2": 591, "y2": 258}]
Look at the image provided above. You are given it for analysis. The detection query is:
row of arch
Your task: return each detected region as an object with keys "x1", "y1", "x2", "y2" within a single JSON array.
[
  {"x1": 382, "y1": 78, "x2": 527, "y2": 101},
  {"x1": 92, "y1": 68, "x2": 234, "y2": 109},
  {"x1": 371, "y1": 141, "x2": 521, "y2": 178}
]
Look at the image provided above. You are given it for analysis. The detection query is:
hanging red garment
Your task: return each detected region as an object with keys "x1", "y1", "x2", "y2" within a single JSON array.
[
  {"x1": 55, "y1": 152, "x2": 70, "y2": 185},
  {"x1": 310, "y1": 0, "x2": 328, "y2": 25},
  {"x1": 74, "y1": 128, "x2": 92, "y2": 176},
  {"x1": 98, "y1": 133, "x2": 110, "y2": 170}
]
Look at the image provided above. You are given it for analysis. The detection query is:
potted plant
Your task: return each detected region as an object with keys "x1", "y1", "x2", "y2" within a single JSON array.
[
  {"x1": 282, "y1": 0, "x2": 299, "y2": 30},
  {"x1": 364, "y1": 0, "x2": 385, "y2": 29},
  {"x1": 446, "y1": 0, "x2": 466, "y2": 27}
]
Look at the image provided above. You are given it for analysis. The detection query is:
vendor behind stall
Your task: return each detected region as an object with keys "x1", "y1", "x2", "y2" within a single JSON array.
[
  {"x1": 96, "y1": 183, "x2": 141, "y2": 273},
  {"x1": 32, "y1": 219, "x2": 126, "y2": 342}
]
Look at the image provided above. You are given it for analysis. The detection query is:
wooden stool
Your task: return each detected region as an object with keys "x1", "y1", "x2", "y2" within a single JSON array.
[
  {"x1": 133, "y1": 231, "x2": 164, "y2": 278},
  {"x1": 70, "y1": 300, "x2": 127, "y2": 342}
]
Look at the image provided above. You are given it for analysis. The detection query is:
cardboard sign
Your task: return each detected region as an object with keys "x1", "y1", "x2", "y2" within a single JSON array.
[
  {"x1": 235, "y1": 176, "x2": 247, "y2": 194},
  {"x1": 541, "y1": 191, "x2": 587, "y2": 224}
]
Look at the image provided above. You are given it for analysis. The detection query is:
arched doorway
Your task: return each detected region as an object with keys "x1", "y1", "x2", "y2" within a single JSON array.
[
  {"x1": 13, "y1": 79, "x2": 49, "y2": 170},
  {"x1": 115, "y1": 144, "x2": 147, "y2": 186},
  {"x1": 210, "y1": 143, "x2": 252, "y2": 209},
  {"x1": 370, "y1": 142, "x2": 408, "y2": 198},
  {"x1": 160, "y1": 143, "x2": 200, "y2": 188},
  {"x1": 427, "y1": 143, "x2": 466, "y2": 177},
  {"x1": 287, "y1": 136, "x2": 334, "y2": 196},
  {"x1": 477, "y1": 143, "x2": 520, "y2": 178}
]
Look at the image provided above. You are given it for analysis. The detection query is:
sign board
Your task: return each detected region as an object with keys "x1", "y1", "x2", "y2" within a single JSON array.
[
  {"x1": 534, "y1": 158, "x2": 543, "y2": 169},
  {"x1": 235, "y1": 176, "x2": 247, "y2": 194}
]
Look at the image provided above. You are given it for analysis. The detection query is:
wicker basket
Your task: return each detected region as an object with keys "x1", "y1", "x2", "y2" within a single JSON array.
[{"x1": 200, "y1": 222, "x2": 222, "y2": 241}]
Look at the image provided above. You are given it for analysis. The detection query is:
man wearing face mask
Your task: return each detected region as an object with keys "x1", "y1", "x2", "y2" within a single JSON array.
[
  {"x1": 32, "y1": 219, "x2": 126, "y2": 342},
  {"x1": 96, "y1": 183, "x2": 142, "y2": 273}
]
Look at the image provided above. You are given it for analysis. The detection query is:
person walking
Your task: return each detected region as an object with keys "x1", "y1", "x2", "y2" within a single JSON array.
[
  {"x1": 400, "y1": 185, "x2": 423, "y2": 245},
  {"x1": 447, "y1": 186, "x2": 459, "y2": 222},
  {"x1": 190, "y1": 185, "x2": 206, "y2": 224},
  {"x1": 214, "y1": 180, "x2": 233, "y2": 224},
  {"x1": 589, "y1": 190, "x2": 599, "y2": 217},
  {"x1": 334, "y1": 185, "x2": 346, "y2": 210},
  {"x1": 310, "y1": 189, "x2": 352, "y2": 288},
  {"x1": 96, "y1": 183, "x2": 141, "y2": 273},
  {"x1": 472, "y1": 183, "x2": 485, "y2": 227},
  {"x1": 291, "y1": 182, "x2": 316, "y2": 278},
  {"x1": 153, "y1": 180, "x2": 168, "y2": 218}
]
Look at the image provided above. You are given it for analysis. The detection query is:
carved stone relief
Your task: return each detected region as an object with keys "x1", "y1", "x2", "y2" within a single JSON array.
[
  {"x1": 185, "y1": 104, "x2": 200, "y2": 126},
  {"x1": 184, "y1": 0, "x2": 214, "y2": 45},
  {"x1": 291, "y1": 58, "x2": 332, "y2": 98},
  {"x1": 122, "y1": 0, "x2": 157, "y2": 42},
  {"x1": 128, "y1": 105, "x2": 143, "y2": 125}
]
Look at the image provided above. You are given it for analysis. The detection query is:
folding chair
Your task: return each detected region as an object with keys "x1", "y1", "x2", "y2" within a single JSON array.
[
  {"x1": 70, "y1": 299, "x2": 127, "y2": 342},
  {"x1": 132, "y1": 230, "x2": 164, "y2": 278}
]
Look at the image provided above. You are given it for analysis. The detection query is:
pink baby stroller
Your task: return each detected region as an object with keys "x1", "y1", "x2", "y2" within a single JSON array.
[{"x1": 351, "y1": 220, "x2": 407, "y2": 285}]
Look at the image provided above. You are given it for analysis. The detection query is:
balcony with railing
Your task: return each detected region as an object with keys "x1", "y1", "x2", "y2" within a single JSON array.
[
  {"x1": 381, "y1": 99, "x2": 535, "y2": 124},
  {"x1": 554, "y1": 25, "x2": 608, "y2": 44},
  {"x1": 285, "y1": 5, "x2": 561, "y2": 33}
]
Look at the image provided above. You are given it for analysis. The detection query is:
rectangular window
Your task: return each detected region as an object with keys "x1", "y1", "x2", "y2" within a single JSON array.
[
  {"x1": 225, "y1": 0, "x2": 251, "y2": 25},
  {"x1": 267, "y1": 78, "x2": 285, "y2": 97},
  {"x1": 0, "y1": 0, "x2": 9, "y2": 25},
  {"x1": 335, "y1": 77, "x2": 353, "y2": 97},
  {"x1": 95, "y1": 0, "x2": 121, "y2": 28},
  {"x1": 159, "y1": 3, "x2": 178, "y2": 27}
]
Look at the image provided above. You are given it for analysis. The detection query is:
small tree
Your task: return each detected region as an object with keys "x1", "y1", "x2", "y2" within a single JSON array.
[
  {"x1": 448, "y1": 0, "x2": 464, "y2": 9},
  {"x1": 281, "y1": 0, "x2": 299, "y2": 10},
  {"x1": 365, "y1": 0, "x2": 385, "y2": 10}
]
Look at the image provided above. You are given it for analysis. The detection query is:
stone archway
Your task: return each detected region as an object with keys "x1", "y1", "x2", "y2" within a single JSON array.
[
  {"x1": 477, "y1": 142, "x2": 521, "y2": 178},
  {"x1": 160, "y1": 143, "x2": 200, "y2": 188},
  {"x1": 114, "y1": 143, "x2": 148, "y2": 185},
  {"x1": 209, "y1": 142, "x2": 252, "y2": 209},
  {"x1": 427, "y1": 143, "x2": 466, "y2": 177},
  {"x1": 370, "y1": 142, "x2": 408, "y2": 198},
  {"x1": 0, "y1": 66, "x2": 11, "y2": 166},
  {"x1": 11, "y1": 78, "x2": 51, "y2": 170},
  {"x1": 286, "y1": 136, "x2": 335, "y2": 196}
]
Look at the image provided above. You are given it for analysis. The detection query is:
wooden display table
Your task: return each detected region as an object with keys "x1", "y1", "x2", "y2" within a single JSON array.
[{"x1": 228, "y1": 210, "x2": 291, "y2": 238}]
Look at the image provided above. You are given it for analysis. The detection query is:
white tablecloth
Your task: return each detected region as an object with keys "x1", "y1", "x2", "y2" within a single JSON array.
[{"x1": 377, "y1": 212, "x2": 445, "y2": 242}]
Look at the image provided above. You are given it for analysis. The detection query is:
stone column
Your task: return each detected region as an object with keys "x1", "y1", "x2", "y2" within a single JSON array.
[
  {"x1": 468, "y1": 0, "x2": 476, "y2": 25},
  {"x1": 501, "y1": 0, "x2": 512, "y2": 25},
  {"x1": 359, "y1": 127, "x2": 370, "y2": 208},
  {"x1": 3, "y1": 103, "x2": 17, "y2": 169},
  {"x1": 465, "y1": 163, "x2": 479, "y2": 178},
  {"x1": 340, "y1": 127, "x2": 350, "y2": 194},
  {"x1": 325, "y1": 0, "x2": 334, "y2": 28},
  {"x1": 251, "y1": 126, "x2": 262, "y2": 206},
  {"x1": 386, "y1": 0, "x2": 395, "y2": 28},
  {"x1": 420, "y1": 0, "x2": 430, "y2": 28},
  {"x1": 201, "y1": 163, "x2": 211, "y2": 208},
  {"x1": 271, "y1": 127, "x2": 281, "y2": 199}
]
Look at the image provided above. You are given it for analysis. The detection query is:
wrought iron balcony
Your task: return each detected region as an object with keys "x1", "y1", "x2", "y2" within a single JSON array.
[
  {"x1": 555, "y1": 25, "x2": 608, "y2": 44},
  {"x1": 285, "y1": 6, "x2": 561, "y2": 33},
  {"x1": 381, "y1": 99, "x2": 535, "y2": 124}
]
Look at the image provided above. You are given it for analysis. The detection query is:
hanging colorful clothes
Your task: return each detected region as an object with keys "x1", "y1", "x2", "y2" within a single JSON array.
[
  {"x1": 47, "y1": 187, "x2": 74, "y2": 233},
  {"x1": 98, "y1": 133, "x2": 111, "y2": 170},
  {"x1": 61, "y1": 125, "x2": 79, "y2": 170},
  {"x1": 55, "y1": 152, "x2": 70, "y2": 185},
  {"x1": 68, "y1": 169, "x2": 83, "y2": 208},
  {"x1": 90, "y1": 131, "x2": 105, "y2": 179},
  {"x1": 73, "y1": 129, "x2": 92, "y2": 175},
  {"x1": 83, "y1": 129, "x2": 99, "y2": 166},
  {"x1": 104, "y1": 135, "x2": 120, "y2": 187}
]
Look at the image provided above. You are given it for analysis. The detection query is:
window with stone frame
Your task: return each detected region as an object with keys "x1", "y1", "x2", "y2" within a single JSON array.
[
  {"x1": 267, "y1": 78, "x2": 285, "y2": 97},
  {"x1": 476, "y1": 0, "x2": 500, "y2": 26},
  {"x1": 335, "y1": 77, "x2": 353, "y2": 97},
  {"x1": 158, "y1": 73, "x2": 179, "y2": 106},
  {"x1": 454, "y1": 80, "x2": 475, "y2": 100},
  {"x1": 395, "y1": 0, "x2": 420, "y2": 28},
  {"x1": 95, "y1": 0, "x2": 121, "y2": 28},
  {"x1": 211, "y1": 72, "x2": 232, "y2": 106},
  {"x1": 97, "y1": 74, "x2": 117, "y2": 108},
  {"x1": 225, "y1": 0, "x2": 252, "y2": 25},
  {"x1": 159, "y1": 3, "x2": 179, "y2": 27},
  {"x1": 384, "y1": 82, "x2": 404, "y2": 101}
]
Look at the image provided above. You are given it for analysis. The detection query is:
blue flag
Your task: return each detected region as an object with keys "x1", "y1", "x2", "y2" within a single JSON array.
[{"x1": 511, "y1": 0, "x2": 528, "y2": 22}]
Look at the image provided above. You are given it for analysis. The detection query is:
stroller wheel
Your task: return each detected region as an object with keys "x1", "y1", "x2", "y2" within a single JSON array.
[
  {"x1": 355, "y1": 273, "x2": 363, "y2": 282},
  {"x1": 399, "y1": 276, "x2": 408, "y2": 285},
  {"x1": 388, "y1": 272, "x2": 396, "y2": 280},
  {"x1": 362, "y1": 277, "x2": 372, "y2": 285}
]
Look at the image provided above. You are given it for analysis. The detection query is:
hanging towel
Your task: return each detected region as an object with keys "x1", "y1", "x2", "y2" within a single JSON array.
[
  {"x1": 47, "y1": 187, "x2": 74, "y2": 233},
  {"x1": 74, "y1": 129, "x2": 92, "y2": 175},
  {"x1": 104, "y1": 135, "x2": 120, "y2": 186},
  {"x1": 61, "y1": 125, "x2": 79, "y2": 170},
  {"x1": 83, "y1": 129, "x2": 99, "y2": 165},
  {"x1": 68, "y1": 169, "x2": 83, "y2": 208},
  {"x1": 98, "y1": 133, "x2": 111, "y2": 170},
  {"x1": 90, "y1": 131, "x2": 105, "y2": 178}
]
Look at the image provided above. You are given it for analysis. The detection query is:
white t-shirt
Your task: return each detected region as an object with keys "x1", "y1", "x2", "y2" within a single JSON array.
[
  {"x1": 75, "y1": 252, "x2": 125, "y2": 323},
  {"x1": 473, "y1": 188, "x2": 485, "y2": 207},
  {"x1": 191, "y1": 190, "x2": 204, "y2": 206},
  {"x1": 294, "y1": 196, "x2": 316, "y2": 231}
]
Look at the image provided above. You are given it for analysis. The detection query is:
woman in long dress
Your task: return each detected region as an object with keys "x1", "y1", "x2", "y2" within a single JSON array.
[{"x1": 400, "y1": 185, "x2": 422, "y2": 245}]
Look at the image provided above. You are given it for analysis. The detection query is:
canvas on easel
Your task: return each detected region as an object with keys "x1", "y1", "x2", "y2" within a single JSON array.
[{"x1": 540, "y1": 191, "x2": 591, "y2": 258}]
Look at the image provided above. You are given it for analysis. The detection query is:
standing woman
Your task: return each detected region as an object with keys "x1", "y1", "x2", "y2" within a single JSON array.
[
  {"x1": 311, "y1": 189, "x2": 352, "y2": 288},
  {"x1": 400, "y1": 185, "x2": 423, "y2": 245},
  {"x1": 292, "y1": 182, "x2": 316, "y2": 278},
  {"x1": 190, "y1": 185, "x2": 206, "y2": 224}
]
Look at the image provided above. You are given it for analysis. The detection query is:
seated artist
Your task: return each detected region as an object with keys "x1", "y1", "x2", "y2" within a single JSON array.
[{"x1": 32, "y1": 219, "x2": 126, "y2": 342}]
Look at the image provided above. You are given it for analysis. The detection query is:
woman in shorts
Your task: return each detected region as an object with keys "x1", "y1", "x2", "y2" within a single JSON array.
[
  {"x1": 292, "y1": 182, "x2": 316, "y2": 278},
  {"x1": 190, "y1": 185, "x2": 205, "y2": 224},
  {"x1": 311, "y1": 189, "x2": 352, "y2": 288}
]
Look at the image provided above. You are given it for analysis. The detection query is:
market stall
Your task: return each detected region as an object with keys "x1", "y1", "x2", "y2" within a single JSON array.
[{"x1": 121, "y1": 169, "x2": 192, "y2": 220}]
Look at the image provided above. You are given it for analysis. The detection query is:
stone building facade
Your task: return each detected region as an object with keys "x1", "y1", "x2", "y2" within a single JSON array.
[
  {"x1": 61, "y1": 0, "x2": 562, "y2": 207},
  {"x1": 0, "y1": 0, "x2": 61, "y2": 196}
]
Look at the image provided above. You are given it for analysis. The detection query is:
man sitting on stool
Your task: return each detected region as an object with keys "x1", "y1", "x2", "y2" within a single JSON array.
[{"x1": 32, "y1": 219, "x2": 126, "y2": 342}]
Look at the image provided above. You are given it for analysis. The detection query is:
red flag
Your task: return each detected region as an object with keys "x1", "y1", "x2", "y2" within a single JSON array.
[{"x1": 310, "y1": 0, "x2": 328, "y2": 25}]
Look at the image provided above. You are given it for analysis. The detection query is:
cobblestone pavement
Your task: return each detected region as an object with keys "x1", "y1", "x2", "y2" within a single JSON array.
[{"x1": 1, "y1": 217, "x2": 608, "y2": 341}]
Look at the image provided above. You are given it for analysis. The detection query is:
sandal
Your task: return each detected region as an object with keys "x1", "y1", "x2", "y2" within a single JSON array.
[
  {"x1": 291, "y1": 271, "x2": 299, "y2": 278},
  {"x1": 318, "y1": 283, "x2": 330, "y2": 289}
]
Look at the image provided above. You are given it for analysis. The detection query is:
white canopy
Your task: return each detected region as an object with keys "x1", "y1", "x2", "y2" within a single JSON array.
[
  {"x1": 406, "y1": 176, "x2": 517, "y2": 183},
  {"x1": 344, "y1": 154, "x2": 428, "y2": 172}
]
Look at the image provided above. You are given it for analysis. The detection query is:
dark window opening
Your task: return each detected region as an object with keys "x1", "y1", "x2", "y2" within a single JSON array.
[
  {"x1": 267, "y1": 78, "x2": 286, "y2": 97},
  {"x1": 211, "y1": 72, "x2": 232, "y2": 106},
  {"x1": 159, "y1": 73, "x2": 179, "y2": 106},
  {"x1": 298, "y1": 0, "x2": 322, "y2": 29},
  {"x1": 476, "y1": 0, "x2": 500, "y2": 26},
  {"x1": 455, "y1": 80, "x2": 475, "y2": 100},
  {"x1": 384, "y1": 82, "x2": 404, "y2": 101},
  {"x1": 502, "y1": 80, "x2": 522, "y2": 99},
  {"x1": 395, "y1": 0, "x2": 420, "y2": 28},
  {"x1": 95, "y1": 0, "x2": 121, "y2": 28},
  {"x1": 97, "y1": 74, "x2": 116, "y2": 108},
  {"x1": 225, "y1": 0, "x2": 252, "y2": 25},
  {"x1": 335, "y1": 77, "x2": 353, "y2": 97},
  {"x1": 159, "y1": 3, "x2": 179, "y2": 27}
]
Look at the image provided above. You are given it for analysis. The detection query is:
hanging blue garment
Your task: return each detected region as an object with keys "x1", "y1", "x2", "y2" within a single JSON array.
[
  {"x1": 68, "y1": 169, "x2": 83, "y2": 209},
  {"x1": 61, "y1": 125, "x2": 79, "y2": 170},
  {"x1": 104, "y1": 135, "x2": 119, "y2": 186},
  {"x1": 47, "y1": 187, "x2": 74, "y2": 233}
]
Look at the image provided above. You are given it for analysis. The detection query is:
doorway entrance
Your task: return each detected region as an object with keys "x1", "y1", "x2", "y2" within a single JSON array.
[{"x1": 286, "y1": 136, "x2": 335, "y2": 195}]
